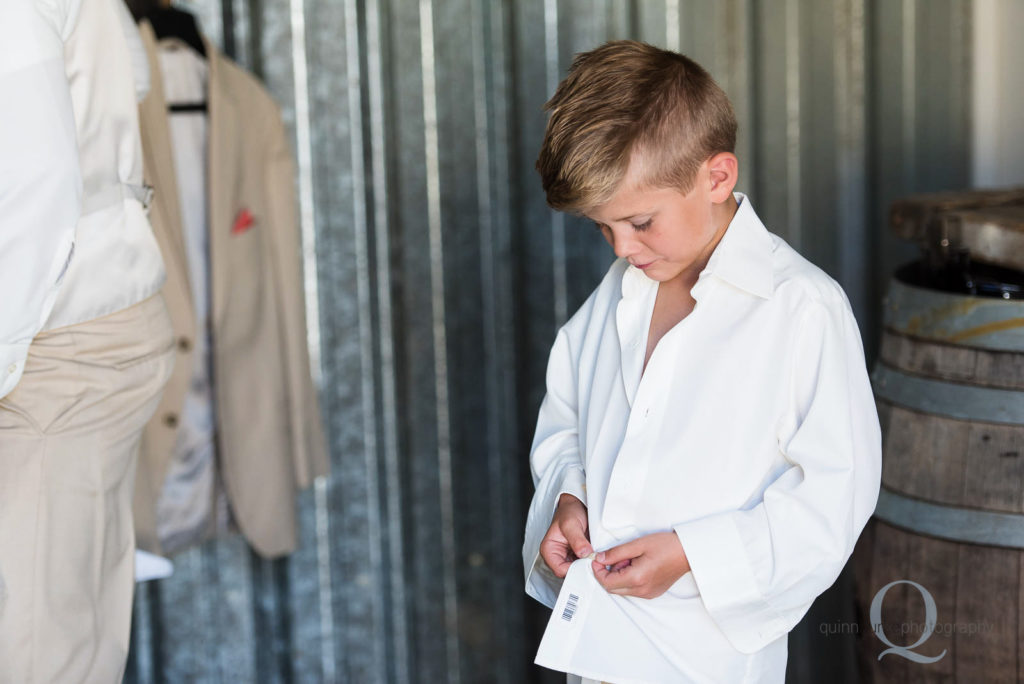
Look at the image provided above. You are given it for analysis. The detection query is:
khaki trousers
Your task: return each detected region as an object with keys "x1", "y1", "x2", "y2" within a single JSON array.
[{"x1": 0, "y1": 295, "x2": 174, "y2": 684}]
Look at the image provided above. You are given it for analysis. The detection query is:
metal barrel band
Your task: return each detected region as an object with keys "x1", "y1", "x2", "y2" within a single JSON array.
[
  {"x1": 873, "y1": 487, "x2": 1024, "y2": 550},
  {"x1": 872, "y1": 364, "x2": 1024, "y2": 425}
]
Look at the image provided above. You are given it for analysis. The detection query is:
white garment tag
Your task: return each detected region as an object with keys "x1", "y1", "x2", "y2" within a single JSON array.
[{"x1": 535, "y1": 559, "x2": 598, "y2": 671}]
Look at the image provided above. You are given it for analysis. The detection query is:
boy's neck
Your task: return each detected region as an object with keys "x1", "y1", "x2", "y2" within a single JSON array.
[{"x1": 667, "y1": 194, "x2": 740, "y2": 296}]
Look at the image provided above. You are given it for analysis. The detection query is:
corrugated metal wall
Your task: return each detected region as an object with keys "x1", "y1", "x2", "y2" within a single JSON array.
[{"x1": 125, "y1": 1, "x2": 972, "y2": 682}]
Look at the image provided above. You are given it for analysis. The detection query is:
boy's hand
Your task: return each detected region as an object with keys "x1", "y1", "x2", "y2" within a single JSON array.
[
  {"x1": 539, "y1": 493, "x2": 592, "y2": 578},
  {"x1": 592, "y1": 532, "x2": 690, "y2": 599}
]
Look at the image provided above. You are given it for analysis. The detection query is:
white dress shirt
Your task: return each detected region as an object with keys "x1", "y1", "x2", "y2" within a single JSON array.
[
  {"x1": 0, "y1": 0, "x2": 82, "y2": 398},
  {"x1": 0, "y1": 0, "x2": 165, "y2": 399},
  {"x1": 523, "y1": 195, "x2": 881, "y2": 683}
]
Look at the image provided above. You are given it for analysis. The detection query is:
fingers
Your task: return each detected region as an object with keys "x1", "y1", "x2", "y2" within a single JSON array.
[
  {"x1": 592, "y1": 558, "x2": 640, "y2": 594},
  {"x1": 591, "y1": 532, "x2": 690, "y2": 599},
  {"x1": 562, "y1": 523, "x2": 593, "y2": 559},
  {"x1": 594, "y1": 539, "x2": 641, "y2": 567},
  {"x1": 554, "y1": 497, "x2": 592, "y2": 558},
  {"x1": 539, "y1": 538, "x2": 573, "y2": 578},
  {"x1": 591, "y1": 540, "x2": 642, "y2": 593}
]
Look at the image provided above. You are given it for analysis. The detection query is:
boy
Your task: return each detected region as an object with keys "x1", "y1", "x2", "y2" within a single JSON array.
[{"x1": 522, "y1": 41, "x2": 881, "y2": 683}]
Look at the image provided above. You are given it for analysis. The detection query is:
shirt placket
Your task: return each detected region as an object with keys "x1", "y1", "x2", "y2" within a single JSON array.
[{"x1": 602, "y1": 318, "x2": 683, "y2": 533}]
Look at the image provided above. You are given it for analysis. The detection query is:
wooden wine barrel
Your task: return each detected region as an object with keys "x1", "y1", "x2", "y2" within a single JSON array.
[
  {"x1": 889, "y1": 187, "x2": 1024, "y2": 272},
  {"x1": 853, "y1": 265, "x2": 1024, "y2": 683}
]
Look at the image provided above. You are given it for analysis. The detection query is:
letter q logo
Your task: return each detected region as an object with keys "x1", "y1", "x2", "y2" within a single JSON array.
[{"x1": 869, "y1": 580, "x2": 947, "y2": 663}]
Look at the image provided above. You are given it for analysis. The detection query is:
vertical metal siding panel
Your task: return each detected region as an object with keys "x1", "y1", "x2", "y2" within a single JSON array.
[
  {"x1": 285, "y1": 491, "x2": 329, "y2": 684},
  {"x1": 431, "y1": 0, "x2": 491, "y2": 679},
  {"x1": 752, "y1": 0, "x2": 795, "y2": 244},
  {"x1": 126, "y1": 584, "x2": 155, "y2": 683},
  {"x1": 799, "y1": 0, "x2": 839, "y2": 275},
  {"x1": 204, "y1": 541, "x2": 258, "y2": 683},
  {"x1": 544, "y1": 0, "x2": 569, "y2": 326},
  {"x1": 834, "y1": 0, "x2": 869, "y2": 323},
  {"x1": 869, "y1": 0, "x2": 929, "y2": 338},
  {"x1": 561, "y1": 0, "x2": 616, "y2": 314},
  {"x1": 341, "y1": 0, "x2": 389, "y2": 679},
  {"x1": 153, "y1": 547, "x2": 216, "y2": 680},
  {"x1": 719, "y1": 0, "x2": 755, "y2": 197},
  {"x1": 254, "y1": 0, "x2": 296, "y2": 121},
  {"x1": 383, "y1": 0, "x2": 448, "y2": 679},
  {"x1": 417, "y1": 2, "x2": 460, "y2": 679},
  {"x1": 917, "y1": 0, "x2": 971, "y2": 191},
  {"x1": 301, "y1": 0, "x2": 385, "y2": 680},
  {"x1": 784, "y1": 0, "x2": 803, "y2": 251},
  {"x1": 479, "y1": 4, "x2": 529, "y2": 682},
  {"x1": 230, "y1": 0, "x2": 253, "y2": 66},
  {"x1": 470, "y1": 3, "x2": 511, "y2": 682},
  {"x1": 633, "y1": 0, "x2": 669, "y2": 46},
  {"x1": 512, "y1": 0, "x2": 559, "y2": 462},
  {"x1": 364, "y1": 0, "x2": 410, "y2": 680},
  {"x1": 678, "y1": 0, "x2": 717, "y2": 67},
  {"x1": 950, "y1": 0, "x2": 972, "y2": 187},
  {"x1": 607, "y1": 0, "x2": 631, "y2": 37},
  {"x1": 251, "y1": 554, "x2": 289, "y2": 684},
  {"x1": 508, "y1": 5, "x2": 572, "y2": 682},
  {"x1": 282, "y1": 0, "x2": 332, "y2": 677}
]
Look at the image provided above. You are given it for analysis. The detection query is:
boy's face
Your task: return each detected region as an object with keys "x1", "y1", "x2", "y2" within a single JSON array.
[{"x1": 585, "y1": 155, "x2": 738, "y2": 290}]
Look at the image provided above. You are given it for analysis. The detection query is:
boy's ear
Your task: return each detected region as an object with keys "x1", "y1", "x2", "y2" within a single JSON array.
[{"x1": 706, "y1": 152, "x2": 739, "y2": 203}]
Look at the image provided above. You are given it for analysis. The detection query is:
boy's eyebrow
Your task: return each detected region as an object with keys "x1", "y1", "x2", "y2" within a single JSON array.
[
  {"x1": 613, "y1": 210, "x2": 655, "y2": 222},
  {"x1": 588, "y1": 210, "x2": 656, "y2": 223}
]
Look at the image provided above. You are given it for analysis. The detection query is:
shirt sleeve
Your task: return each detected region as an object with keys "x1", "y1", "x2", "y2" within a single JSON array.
[
  {"x1": 674, "y1": 294, "x2": 882, "y2": 653},
  {"x1": 114, "y1": 0, "x2": 150, "y2": 102},
  {"x1": 0, "y1": 0, "x2": 82, "y2": 399},
  {"x1": 523, "y1": 327, "x2": 589, "y2": 608}
]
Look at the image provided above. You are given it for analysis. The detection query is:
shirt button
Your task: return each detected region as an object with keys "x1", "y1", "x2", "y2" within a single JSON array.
[
  {"x1": 177, "y1": 336, "x2": 192, "y2": 352},
  {"x1": 6, "y1": 363, "x2": 16, "y2": 375},
  {"x1": 163, "y1": 413, "x2": 179, "y2": 428}
]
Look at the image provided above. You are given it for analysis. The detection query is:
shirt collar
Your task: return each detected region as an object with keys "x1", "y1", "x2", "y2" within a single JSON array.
[
  {"x1": 695, "y1": 192, "x2": 774, "y2": 299},
  {"x1": 621, "y1": 192, "x2": 775, "y2": 300}
]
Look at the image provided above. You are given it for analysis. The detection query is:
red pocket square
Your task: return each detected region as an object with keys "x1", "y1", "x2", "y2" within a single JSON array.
[{"x1": 232, "y1": 209, "x2": 255, "y2": 235}]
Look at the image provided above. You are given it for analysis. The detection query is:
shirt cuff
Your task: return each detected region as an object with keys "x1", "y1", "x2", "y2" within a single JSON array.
[
  {"x1": 0, "y1": 342, "x2": 30, "y2": 400},
  {"x1": 674, "y1": 512, "x2": 787, "y2": 653},
  {"x1": 524, "y1": 464, "x2": 587, "y2": 608},
  {"x1": 557, "y1": 466, "x2": 587, "y2": 508}
]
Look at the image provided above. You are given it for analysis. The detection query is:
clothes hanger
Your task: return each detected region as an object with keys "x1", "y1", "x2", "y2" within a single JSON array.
[
  {"x1": 143, "y1": 2, "x2": 208, "y2": 113},
  {"x1": 146, "y1": 3, "x2": 206, "y2": 58}
]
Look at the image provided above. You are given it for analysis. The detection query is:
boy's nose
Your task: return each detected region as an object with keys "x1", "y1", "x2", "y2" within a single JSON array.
[{"x1": 609, "y1": 230, "x2": 641, "y2": 260}]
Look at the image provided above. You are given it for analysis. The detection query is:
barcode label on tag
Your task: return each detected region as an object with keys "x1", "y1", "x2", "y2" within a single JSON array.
[{"x1": 561, "y1": 593, "x2": 580, "y2": 622}]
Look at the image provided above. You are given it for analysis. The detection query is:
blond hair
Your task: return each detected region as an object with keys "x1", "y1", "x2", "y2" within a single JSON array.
[{"x1": 536, "y1": 40, "x2": 737, "y2": 213}]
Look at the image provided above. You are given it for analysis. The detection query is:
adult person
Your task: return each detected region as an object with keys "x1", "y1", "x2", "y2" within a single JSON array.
[{"x1": 0, "y1": 0, "x2": 174, "y2": 681}]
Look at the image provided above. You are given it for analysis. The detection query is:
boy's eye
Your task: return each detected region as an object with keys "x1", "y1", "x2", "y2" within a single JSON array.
[{"x1": 632, "y1": 219, "x2": 653, "y2": 231}]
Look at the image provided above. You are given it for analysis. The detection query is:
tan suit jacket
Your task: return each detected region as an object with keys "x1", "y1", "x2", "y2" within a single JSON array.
[{"x1": 135, "y1": 22, "x2": 328, "y2": 559}]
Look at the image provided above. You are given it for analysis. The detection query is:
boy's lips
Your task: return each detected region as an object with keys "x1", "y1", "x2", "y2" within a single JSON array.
[{"x1": 633, "y1": 260, "x2": 656, "y2": 270}]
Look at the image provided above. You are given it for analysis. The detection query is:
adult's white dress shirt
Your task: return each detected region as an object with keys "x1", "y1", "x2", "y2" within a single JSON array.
[
  {"x1": 523, "y1": 194, "x2": 882, "y2": 683},
  {"x1": 0, "y1": 0, "x2": 165, "y2": 400},
  {"x1": 0, "y1": 0, "x2": 82, "y2": 399}
]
